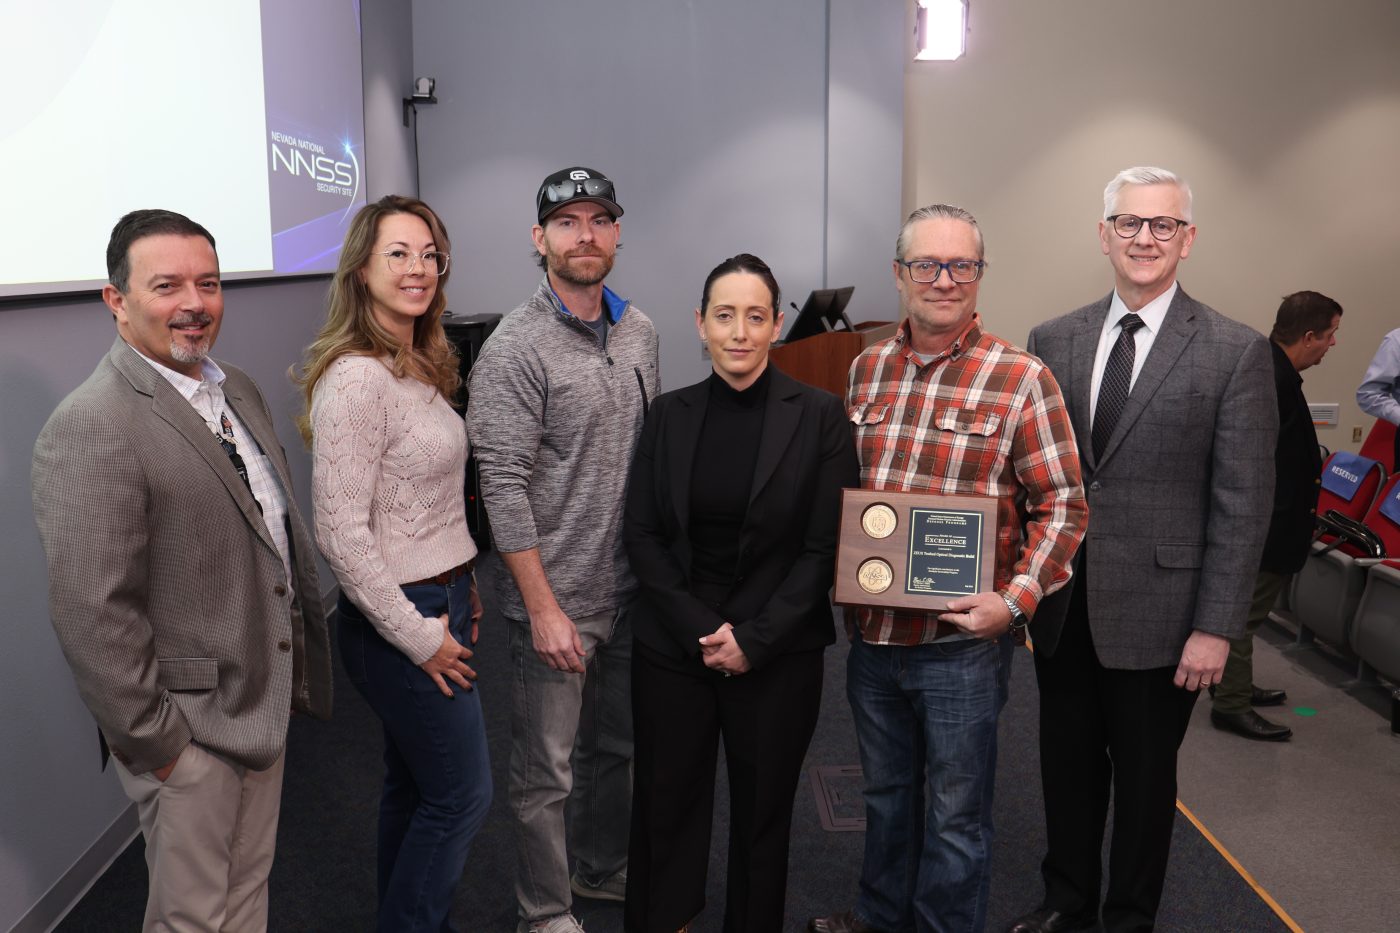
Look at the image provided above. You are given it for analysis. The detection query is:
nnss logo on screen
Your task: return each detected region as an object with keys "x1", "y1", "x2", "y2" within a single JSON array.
[{"x1": 270, "y1": 131, "x2": 360, "y2": 198}]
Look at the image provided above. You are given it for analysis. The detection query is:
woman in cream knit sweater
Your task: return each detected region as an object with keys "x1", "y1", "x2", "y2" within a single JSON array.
[{"x1": 297, "y1": 195, "x2": 489, "y2": 933}]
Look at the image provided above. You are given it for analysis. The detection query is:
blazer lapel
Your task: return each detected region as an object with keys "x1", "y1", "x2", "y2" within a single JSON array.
[
  {"x1": 748, "y1": 371, "x2": 802, "y2": 506},
  {"x1": 666, "y1": 380, "x2": 709, "y2": 533},
  {"x1": 1071, "y1": 298, "x2": 1109, "y2": 468},
  {"x1": 224, "y1": 380, "x2": 293, "y2": 502},
  {"x1": 112, "y1": 343, "x2": 277, "y2": 551},
  {"x1": 1097, "y1": 288, "x2": 1198, "y2": 466},
  {"x1": 224, "y1": 382, "x2": 293, "y2": 549}
]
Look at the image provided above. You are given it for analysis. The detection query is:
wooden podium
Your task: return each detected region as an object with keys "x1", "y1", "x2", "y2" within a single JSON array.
[{"x1": 770, "y1": 321, "x2": 896, "y2": 396}]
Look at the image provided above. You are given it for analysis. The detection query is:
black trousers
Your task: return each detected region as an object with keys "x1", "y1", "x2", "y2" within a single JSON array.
[
  {"x1": 625, "y1": 641, "x2": 823, "y2": 933},
  {"x1": 1031, "y1": 571, "x2": 1199, "y2": 933}
]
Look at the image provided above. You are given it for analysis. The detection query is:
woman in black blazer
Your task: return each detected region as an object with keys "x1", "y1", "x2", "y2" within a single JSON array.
[{"x1": 622, "y1": 254, "x2": 860, "y2": 932}]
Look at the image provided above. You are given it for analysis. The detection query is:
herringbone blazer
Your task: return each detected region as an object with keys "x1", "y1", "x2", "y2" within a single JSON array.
[
  {"x1": 1026, "y1": 289, "x2": 1277, "y2": 669},
  {"x1": 32, "y1": 339, "x2": 332, "y2": 774}
]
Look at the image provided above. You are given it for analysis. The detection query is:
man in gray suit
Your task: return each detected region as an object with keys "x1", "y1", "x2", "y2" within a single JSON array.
[
  {"x1": 1006, "y1": 168, "x2": 1276, "y2": 933},
  {"x1": 32, "y1": 209, "x2": 332, "y2": 932}
]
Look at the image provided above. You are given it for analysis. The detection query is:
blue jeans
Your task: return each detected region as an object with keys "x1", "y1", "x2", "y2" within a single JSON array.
[
  {"x1": 846, "y1": 633, "x2": 1012, "y2": 933},
  {"x1": 339, "y1": 581, "x2": 493, "y2": 933}
]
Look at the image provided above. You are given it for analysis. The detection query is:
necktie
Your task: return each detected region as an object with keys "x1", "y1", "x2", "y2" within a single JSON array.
[
  {"x1": 1092, "y1": 313, "x2": 1145, "y2": 460},
  {"x1": 218, "y1": 412, "x2": 262, "y2": 514}
]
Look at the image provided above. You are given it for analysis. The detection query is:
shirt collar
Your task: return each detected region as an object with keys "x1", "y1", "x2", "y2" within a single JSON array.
[
  {"x1": 895, "y1": 313, "x2": 984, "y2": 365},
  {"x1": 551, "y1": 283, "x2": 629, "y2": 323},
  {"x1": 1108, "y1": 281, "x2": 1177, "y2": 334},
  {"x1": 124, "y1": 341, "x2": 226, "y2": 402},
  {"x1": 1270, "y1": 339, "x2": 1304, "y2": 386}
]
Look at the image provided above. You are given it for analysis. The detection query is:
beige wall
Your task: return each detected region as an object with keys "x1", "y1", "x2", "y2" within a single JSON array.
[{"x1": 902, "y1": 0, "x2": 1400, "y2": 453}]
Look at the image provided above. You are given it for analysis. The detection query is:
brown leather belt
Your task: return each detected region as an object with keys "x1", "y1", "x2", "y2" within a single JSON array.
[{"x1": 403, "y1": 559, "x2": 475, "y2": 588}]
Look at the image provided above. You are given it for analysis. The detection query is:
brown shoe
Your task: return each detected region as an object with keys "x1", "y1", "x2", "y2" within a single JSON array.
[{"x1": 809, "y1": 910, "x2": 882, "y2": 933}]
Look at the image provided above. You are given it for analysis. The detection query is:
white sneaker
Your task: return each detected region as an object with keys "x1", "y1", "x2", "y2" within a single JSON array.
[
  {"x1": 517, "y1": 913, "x2": 586, "y2": 933},
  {"x1": 570, "y1": 867, "x2": 627, "y2": 903}
]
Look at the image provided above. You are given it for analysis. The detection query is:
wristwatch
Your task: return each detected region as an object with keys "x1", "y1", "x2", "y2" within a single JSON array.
[{"x1": 1001, "y1": 592, "x2": 1027, "y2": 634}]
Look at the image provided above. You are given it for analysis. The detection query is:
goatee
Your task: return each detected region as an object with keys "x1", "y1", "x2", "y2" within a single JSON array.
[{"x1": 169, "y1": 312, "x2": 214, "y2": 365}]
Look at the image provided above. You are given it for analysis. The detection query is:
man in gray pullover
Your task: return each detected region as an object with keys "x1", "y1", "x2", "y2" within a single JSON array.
[{"x1": 467, "y1": 167, "x2": 659, "y2": 933}]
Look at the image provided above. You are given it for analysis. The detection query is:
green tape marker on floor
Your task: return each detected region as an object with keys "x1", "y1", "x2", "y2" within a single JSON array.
[{"x1": 1293, "y1": 706, "x2": 1317, "y2": 717}]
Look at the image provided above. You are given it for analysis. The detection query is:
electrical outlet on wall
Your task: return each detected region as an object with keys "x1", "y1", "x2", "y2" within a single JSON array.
[{"x1": 1353, "y1": 426, "x2": 1364, "y2": 442}]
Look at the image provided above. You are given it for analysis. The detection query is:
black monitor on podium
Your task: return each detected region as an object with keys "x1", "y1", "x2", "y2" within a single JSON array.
[{"x1": 782, "y1": 286, "x2": 855, "y2": 343}]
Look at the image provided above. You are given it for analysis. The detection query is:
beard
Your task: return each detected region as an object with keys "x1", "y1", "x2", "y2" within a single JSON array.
[
  {"x1": 547, "y1": 247, "x2": 615, "y2": 287},
  {"x1": 168, "y1": 312, "x2": 214, "y2": 365}
]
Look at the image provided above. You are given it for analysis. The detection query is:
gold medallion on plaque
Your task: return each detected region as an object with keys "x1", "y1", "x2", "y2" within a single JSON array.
[
  {"x1": 857, "y1": 558, "x2": 894, "y2": 594},
  {"x1": 860, "y1": 503, "x2": 897, "y2": 539}
]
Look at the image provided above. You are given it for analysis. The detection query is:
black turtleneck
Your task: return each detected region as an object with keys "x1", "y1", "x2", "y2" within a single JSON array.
[{"x1": 688, "y1": 364, "x2": 771, "y2": 588}]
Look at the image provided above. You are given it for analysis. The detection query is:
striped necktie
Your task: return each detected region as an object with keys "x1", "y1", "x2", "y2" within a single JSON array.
[{"x1": 1092, "y1": 313, "x2": 1145, "y2": 460}]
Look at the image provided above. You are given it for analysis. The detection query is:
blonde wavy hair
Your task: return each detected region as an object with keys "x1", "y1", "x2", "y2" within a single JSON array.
[{"x1": 294, "y1": 195, "x2": 460, "y2": 445}]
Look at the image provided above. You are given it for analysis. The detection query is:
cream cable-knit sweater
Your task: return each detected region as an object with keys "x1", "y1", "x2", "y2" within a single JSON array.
[{"x1": 311, "y1": 354, "x2": 477, "y2": 664}]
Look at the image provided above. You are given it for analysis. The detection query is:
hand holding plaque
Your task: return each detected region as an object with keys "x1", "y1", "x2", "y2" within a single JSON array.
[{"x1": 834, "y1": 489, "x2": 997, "y2": 611}]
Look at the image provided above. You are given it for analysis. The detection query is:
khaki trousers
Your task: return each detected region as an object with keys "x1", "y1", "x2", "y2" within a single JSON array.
[
  {"x1": 1213, "y1": 570, "x2": 1289, "y2": 715},
  {"x1": 114, "y1": 743, "x2": 285, "y2": 932}
]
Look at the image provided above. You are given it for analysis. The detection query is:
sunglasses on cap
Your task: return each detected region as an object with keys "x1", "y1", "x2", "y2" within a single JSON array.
[{"x1": 541, "y1": 177, "x2": 616, "y2": 206}]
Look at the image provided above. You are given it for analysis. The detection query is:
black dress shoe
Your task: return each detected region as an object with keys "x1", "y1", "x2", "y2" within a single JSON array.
[
  {"x1": 1004, "y1": 907, "x2": 1096, "y2": 933},
  {"x1": 809, "y1": 910, "x2": 880, "y2": 933},
  {"x1": 1207, "y1": 684, "x2": 1288, "y2": 706},
  {"x1": 1210, "y1": 708, "x2": 1292, "y2": 741}
]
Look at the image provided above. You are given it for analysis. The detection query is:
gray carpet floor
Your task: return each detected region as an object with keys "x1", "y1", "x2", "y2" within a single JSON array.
[
  {"x1": 1175, "y1": 619, "x2": 1400, "y2": 933},
  {"x1": 56, "y1": 552, "x2": 1329, "y2": 931}
]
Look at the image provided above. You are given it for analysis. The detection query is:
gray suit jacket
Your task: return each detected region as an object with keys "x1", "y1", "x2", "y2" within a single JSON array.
[
  {"x1": 32, "y1": 340, "x2": 332, "y2": 774},
  {"x1": 1026, "y1": 288, "x2": 1276, "y2": 669}
]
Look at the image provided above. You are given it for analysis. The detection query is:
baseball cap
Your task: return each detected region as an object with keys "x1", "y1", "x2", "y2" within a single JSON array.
[{"x1": 536, "y1": 167, "x2": 623, "y2": 223}]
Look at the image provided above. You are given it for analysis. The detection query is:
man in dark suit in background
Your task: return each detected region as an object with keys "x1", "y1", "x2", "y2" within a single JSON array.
[
  {"x1": 1211, "y1": 291, "x2": 1341, "y2": 741},
  {"x1": 32, "y1": 210, "x2": 332, "y2": 932},
  {"x1": 1008, "y1": 168, "x2": 1277, "y2": 933}
]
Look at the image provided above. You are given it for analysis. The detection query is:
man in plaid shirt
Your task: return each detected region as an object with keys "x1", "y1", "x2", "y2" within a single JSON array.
[{"x1": 811, "y1": 204, "x2": 1087, "y2": 933}]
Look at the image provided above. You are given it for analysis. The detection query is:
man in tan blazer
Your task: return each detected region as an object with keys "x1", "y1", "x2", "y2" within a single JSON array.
[{"x1": 31, "y1": 209, "x2": 332, "y2": 932}]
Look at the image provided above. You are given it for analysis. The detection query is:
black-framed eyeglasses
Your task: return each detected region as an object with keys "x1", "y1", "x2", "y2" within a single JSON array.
[
  {"x1": 542, "y1": 177, "x2": 616, "y2": 206},
  {"x1": 897, "y1": 259, "x2": 985, "y2": 284},
  {"x1": 375, "y1": 249, "x2": 450, "y2": 275},
  {"x1": 1107, "y1": 214, "x2": 1189, "y2": 241}
]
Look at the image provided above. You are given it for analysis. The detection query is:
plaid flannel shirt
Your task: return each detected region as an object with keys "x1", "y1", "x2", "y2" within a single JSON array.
[{"x1": 846, "y1": 315, "x2": 1087, "y2": 645}]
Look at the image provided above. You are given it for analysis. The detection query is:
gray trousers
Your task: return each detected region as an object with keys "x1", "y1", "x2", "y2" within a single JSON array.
[
  {"x1": 508, "y1": 604, "x2": 633, "y2": 921},
  {"x1": 1213, "y1": 570, "x2": 1289, "y2": 715}
]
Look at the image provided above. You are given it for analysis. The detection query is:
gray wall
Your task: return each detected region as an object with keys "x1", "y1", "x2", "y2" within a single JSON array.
[
  {"x1": 903, "y1": 0, "x2": 1400, "y2": 454},
  {"x1": 362, "y1": 0, "x2": 420, "y2": 198},
  {"x1": 411, "y1": 0, "x2": 905, "y2": 391},
  {"x1": 827, "y1": 0, "x2": 906, "y2": 321},
  {"x1": 0, "y1": 2, "x2": 415, "y2": 929}
]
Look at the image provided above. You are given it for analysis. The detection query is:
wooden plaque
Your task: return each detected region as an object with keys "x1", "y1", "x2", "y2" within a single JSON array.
[{"x1": 834, "y1": 488, "x2": 997, "y2": 611}]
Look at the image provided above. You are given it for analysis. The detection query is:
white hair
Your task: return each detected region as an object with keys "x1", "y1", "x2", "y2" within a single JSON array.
[{"x1": 1103, "y1": 166, "x2": 1193, "y2": 222}]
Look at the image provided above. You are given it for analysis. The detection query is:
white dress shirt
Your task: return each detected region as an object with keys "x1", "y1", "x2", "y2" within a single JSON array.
[{"x1": 1089, "y1": 282, "x2": 1178, "y2": 430}]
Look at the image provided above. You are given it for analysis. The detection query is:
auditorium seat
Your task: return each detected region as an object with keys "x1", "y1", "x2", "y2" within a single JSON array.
[
  {"x1": 1289, "y1": 452, "x2": 1386, "y2": 650},
  {"x1": 1359, "y1": 418, "x2": 1398, "y2": 475},
  {"x1": 1350, "y1": 476, "x2": 1400, "y2": 683}
]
